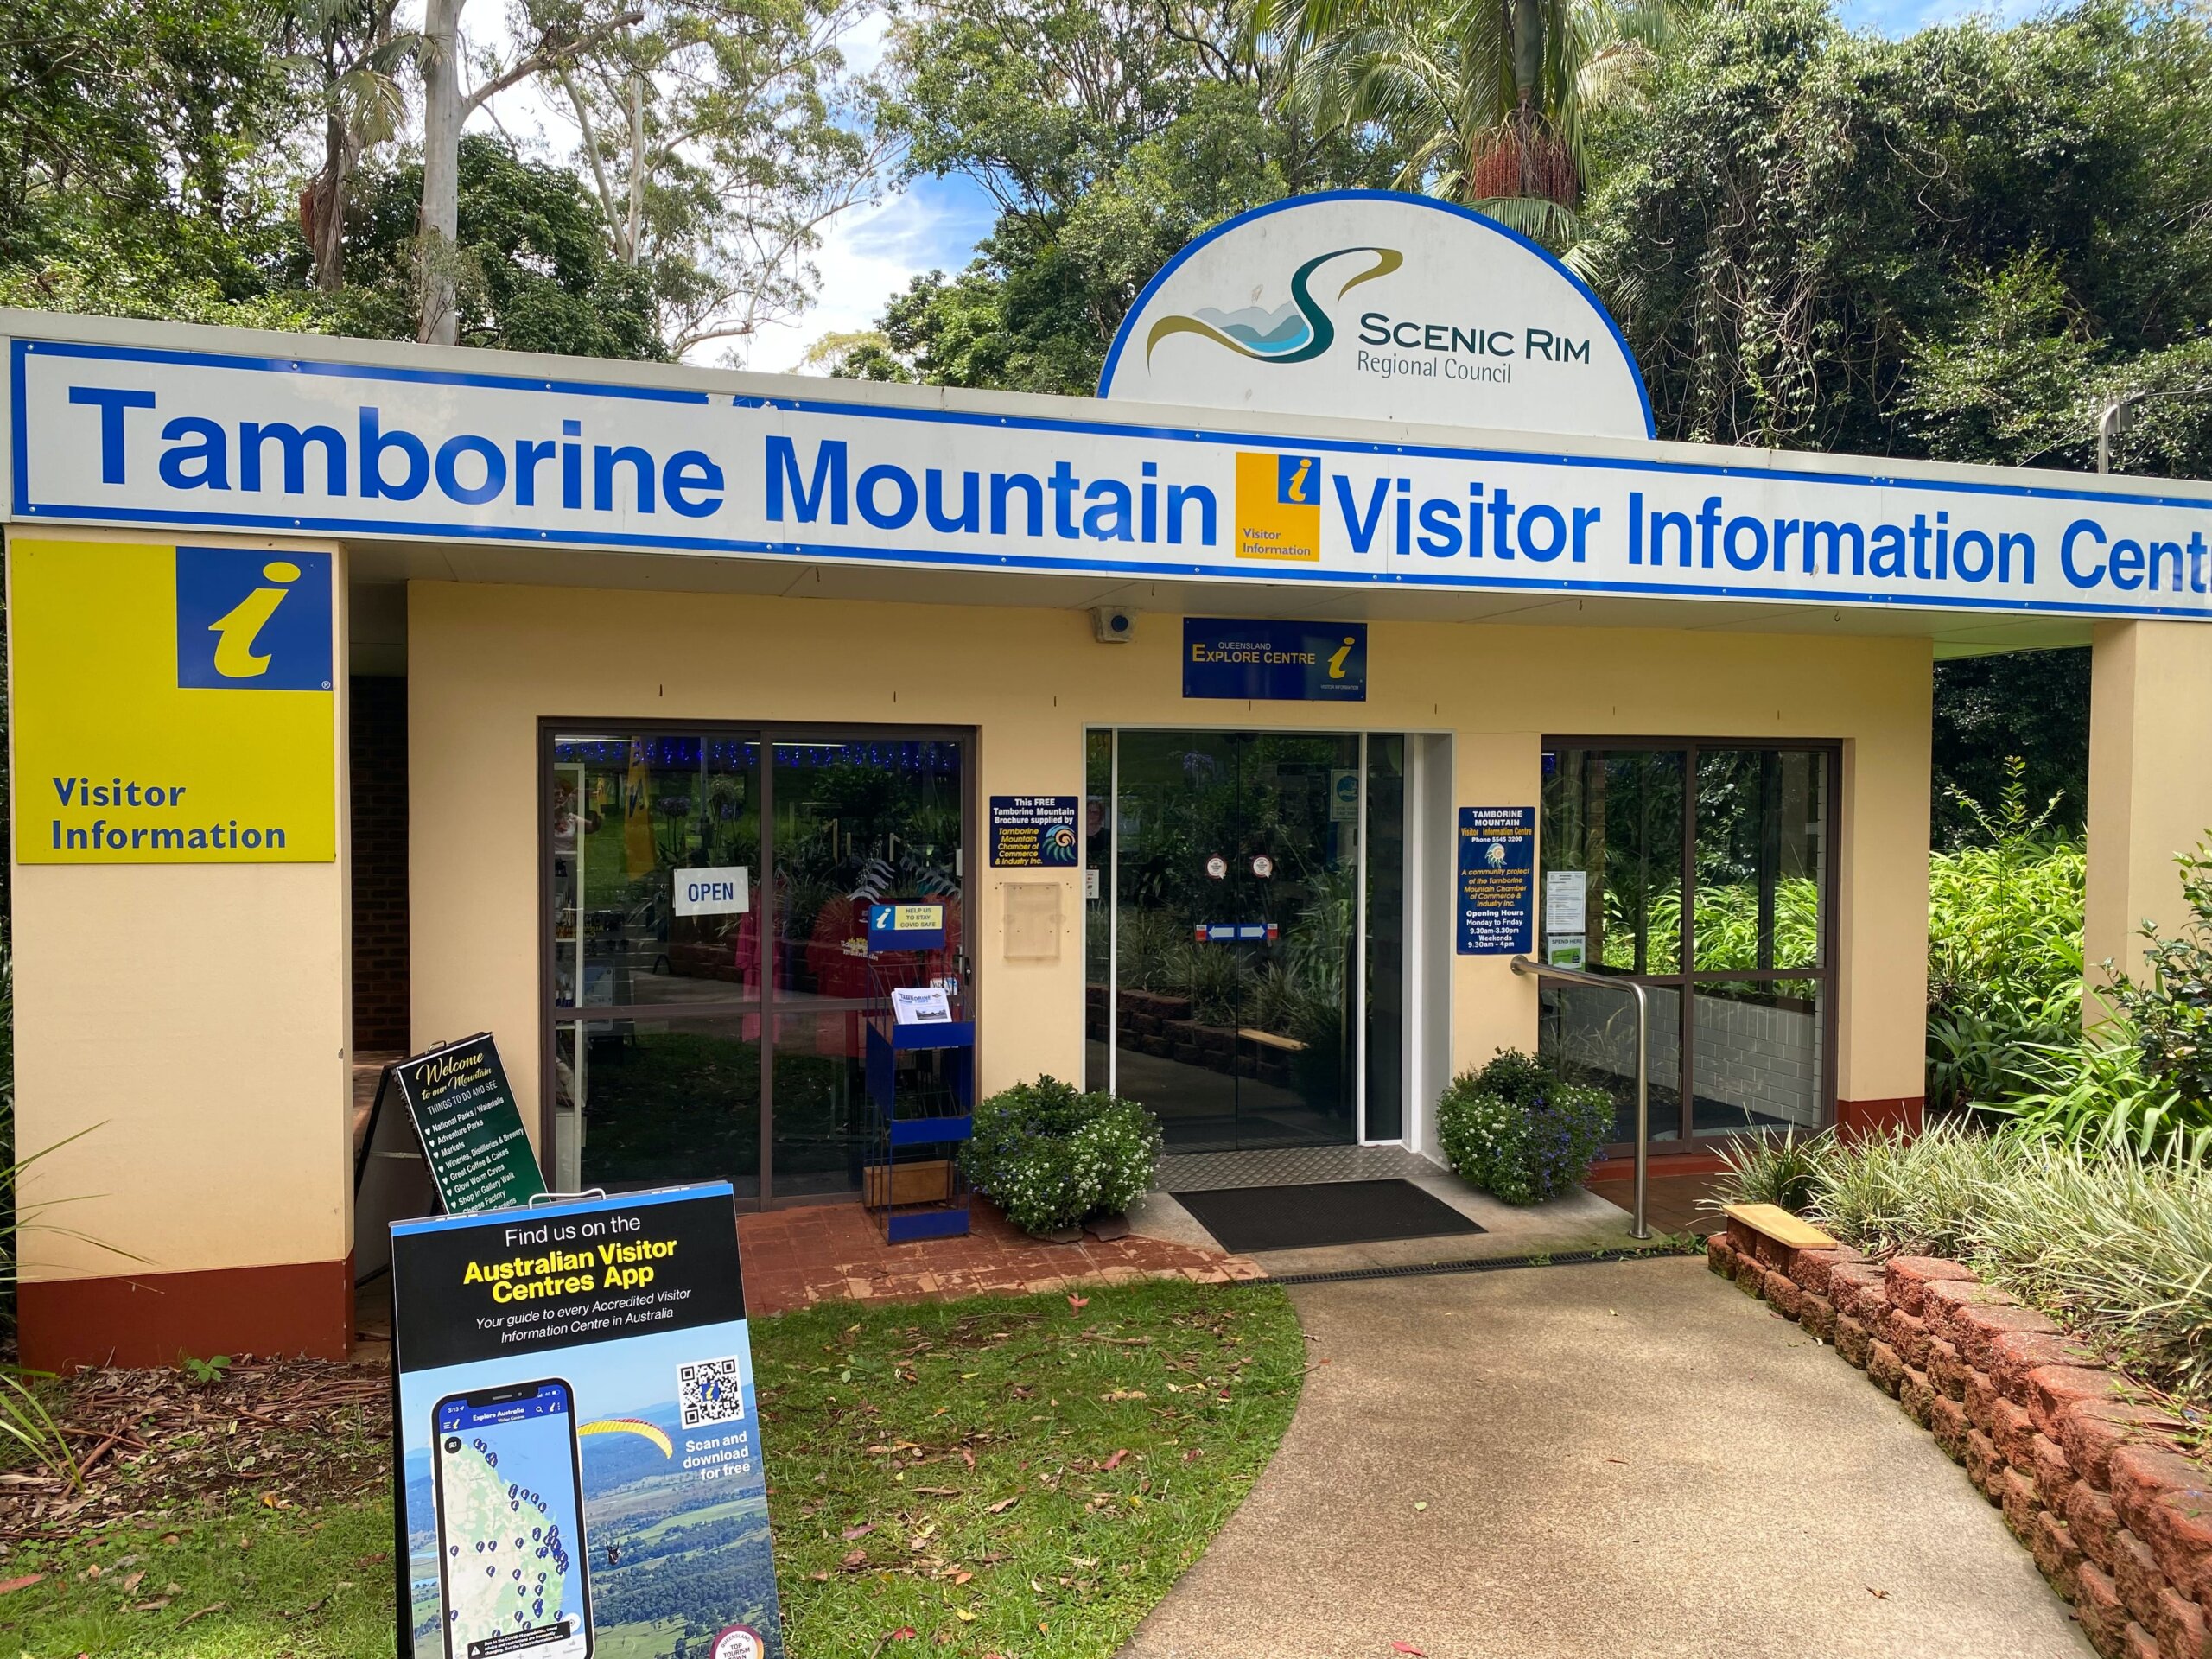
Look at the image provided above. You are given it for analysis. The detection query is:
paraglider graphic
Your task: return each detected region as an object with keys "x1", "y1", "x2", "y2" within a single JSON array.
[{"x1": 578, "y1": 1418, "x2": 673, "y2": 1459}]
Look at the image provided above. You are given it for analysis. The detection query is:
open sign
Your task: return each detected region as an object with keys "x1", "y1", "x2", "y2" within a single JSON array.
[{"x1": 673, "y1": 866, "x2": 750, "y2": 917}]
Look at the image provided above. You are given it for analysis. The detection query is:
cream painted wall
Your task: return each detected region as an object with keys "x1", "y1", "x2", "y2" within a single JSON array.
[
  {"x1": 410, "y1": 581, "x2": 1937, "y2": 1167},
  {"x1": 9, "y1": 531, "x2": 351, "y2": 1281},
  {"x1": 2085, "y1": 620, "x2": 2212, "y2": 1003}
]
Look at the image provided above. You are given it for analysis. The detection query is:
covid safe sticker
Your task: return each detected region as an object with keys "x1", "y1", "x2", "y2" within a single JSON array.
[{"x1": 13, "y1": 539, "x2": 337, "y2": 862}]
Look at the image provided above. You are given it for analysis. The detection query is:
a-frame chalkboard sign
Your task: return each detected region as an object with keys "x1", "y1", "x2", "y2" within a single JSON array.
[{"x1": 352, "y1": 1033, "x2": 547, "y2": 1283}]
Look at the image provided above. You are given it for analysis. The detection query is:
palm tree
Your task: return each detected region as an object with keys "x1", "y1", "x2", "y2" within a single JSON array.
[
  {"x1": 281, "y1": 0, "x2": 420, "y2": 292},
  {"x1": 1269, "y1": 0, "x2": 1684, "y2": 249}
]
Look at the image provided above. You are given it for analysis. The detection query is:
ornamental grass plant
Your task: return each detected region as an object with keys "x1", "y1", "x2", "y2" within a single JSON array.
[{"x1": 1713, "y1": 1121, "x2": 2212, "y2": 1404}]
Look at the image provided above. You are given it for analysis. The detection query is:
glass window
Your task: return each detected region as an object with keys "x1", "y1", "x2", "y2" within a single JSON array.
[
  {"x1": 550, "y1": 734, "x2": 760, "y2": 1009},
  {"x1": 1538, "y1": 980, "x2": 1683, "y2": 1145},
  {"x1": 1540, "y1": 741, "x2": 1836, "y2": 1147},
  {"x1": 771, "y1": 739, "x2": 963, "y2": 1001},
  {"x1": 1691, "y1": 979, "x2": 1825, "y2": 1135},
  {"x1": 553, "y1": 1015, "x2": 760, "y2": 1198},
  {"x1": 768, "y1": 1010, "x2": 869, "y2": 1197},
  {"x1": 1365, "y1": 736, "x2": 1406, "y2": 1141},
  {"x1": 546, "y1": 725, "x2": 970, "y2": 1204},
  {"x1": 1694, "y1": 749, "x2": 1827, "y2": 971},
  {"x1": 1541, "y1": 749, "x2": 1684, "y2": 974},
  {"x1": 1084, "y1": 731, "x2": 1113, "y2": 1096}
]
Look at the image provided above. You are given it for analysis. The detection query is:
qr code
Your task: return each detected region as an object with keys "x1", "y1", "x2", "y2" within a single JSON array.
[{"x1": 678, "y1": 1356, "x2": 747, "y2": 1429}]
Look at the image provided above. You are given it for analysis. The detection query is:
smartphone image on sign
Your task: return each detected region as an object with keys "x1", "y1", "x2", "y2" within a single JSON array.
[{"x1": 433, "y1": 1381, "x2": 593, "y2": 1659}]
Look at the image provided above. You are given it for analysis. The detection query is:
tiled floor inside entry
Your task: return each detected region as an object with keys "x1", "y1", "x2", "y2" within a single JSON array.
[
  {"x1": 1585, "y1": 1167, "x2": 1736, "y2": 1237},
  {"x1": 735, "y1": 1198, "x2": 1263, "y2": 1318},
  {"x1": 1156, "y1": 1142, "x2": 1454, "y2": 1192}
]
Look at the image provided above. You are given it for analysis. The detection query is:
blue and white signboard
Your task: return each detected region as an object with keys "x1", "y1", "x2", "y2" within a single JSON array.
[
  {"x1": 1184, "y1": 618, "x2": 1368, "y2": 701},
  {"x1": 390, "y1": 1183, "x2": 781, "y2": 1659},
  {"x1": 8, "y1": 328, "x2": 2212, "y2": 620},
  {"x1": 1458, "y1": 807, "x2": 1535, "y2": 955},
  {"x1": 1099, "y1": 192, "x2": 1654, "y2": 442}
]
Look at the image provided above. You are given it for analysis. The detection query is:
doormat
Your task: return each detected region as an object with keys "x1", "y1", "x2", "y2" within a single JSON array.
[{"x1": 1168, "y1": 1179, "x2": 1484, "y2": 1255}]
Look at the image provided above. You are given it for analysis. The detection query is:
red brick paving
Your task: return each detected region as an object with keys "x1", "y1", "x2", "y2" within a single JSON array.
[{"x1": 736, "y1": 1198, "x2": 1263, "y2": 1317}]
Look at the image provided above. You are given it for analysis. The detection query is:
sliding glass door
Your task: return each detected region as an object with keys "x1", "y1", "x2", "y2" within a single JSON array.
[
  {"x1": 1084, "y1": 729, "x2": 1407, "y2": 1153},
  {"x1": 543, "y1": 725, "x2": 969, "y2": 1203}
]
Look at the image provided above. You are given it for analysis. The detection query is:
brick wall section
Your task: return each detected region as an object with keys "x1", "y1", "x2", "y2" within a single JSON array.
[
  {"x1": 350, "y1": 676, "x2": 410, "y2": 1052},
  {"x1": 1707, "y1": 1225, "x2": 2212, "y2": 1659}
]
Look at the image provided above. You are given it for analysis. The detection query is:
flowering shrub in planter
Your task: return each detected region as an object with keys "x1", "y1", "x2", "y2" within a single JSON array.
[
  {"x1": 1436, "y1": 1050, "x2": 1611, "y2": 1205},
  {"x1": 958, "y1": 1076, "x2": 1163, "y2": 1236}
]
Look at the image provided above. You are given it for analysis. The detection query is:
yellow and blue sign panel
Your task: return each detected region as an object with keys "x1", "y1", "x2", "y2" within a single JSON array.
[
  {"x1": 13, "y1": 539, "x2": 336, "y2": 863},
  {"x1": 1183, "y1": 617, "x2": 1367, "y2": 702},
  {"x1": 1233, "y1": 451, "x2": 1322, "y2": 563}
]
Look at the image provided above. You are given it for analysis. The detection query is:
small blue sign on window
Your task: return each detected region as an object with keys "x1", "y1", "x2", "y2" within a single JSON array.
[{"x1": 1183, "y1": 618, "x2": 1366, "y2": 702}]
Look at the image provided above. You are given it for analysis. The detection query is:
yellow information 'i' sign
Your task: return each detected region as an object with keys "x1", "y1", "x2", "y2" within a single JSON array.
[
  {"x1": 1233, "y1": 451, "x2": 1323, "y2": 563},
  {"x1": 12, "y1": 539, "x2": 336, "y2": 863}
]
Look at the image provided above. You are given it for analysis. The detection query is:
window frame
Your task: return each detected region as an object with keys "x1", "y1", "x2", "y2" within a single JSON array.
[
  {"x1": 536, "y1": 718, "x2": 980, "y2": 1208},
  {"x1": 1538, "y1": 734, "x2": 1844, "y2": 1150}
]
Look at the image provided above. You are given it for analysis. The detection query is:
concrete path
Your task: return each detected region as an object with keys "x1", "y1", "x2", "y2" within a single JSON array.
[{"x1": 1121, "y1": 1257, "x2": 2090, "y2": 1659}]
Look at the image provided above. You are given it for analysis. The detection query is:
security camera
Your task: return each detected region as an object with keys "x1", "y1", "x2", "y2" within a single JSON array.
[{"x1": 1092, "y1": 606, "x2": 1136, "y2": 644}]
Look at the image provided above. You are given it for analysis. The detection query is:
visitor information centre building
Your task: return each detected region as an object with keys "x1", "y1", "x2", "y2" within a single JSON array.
[{"x1": 8, "y1": 194, "x2": 2210, "y2": 1370}]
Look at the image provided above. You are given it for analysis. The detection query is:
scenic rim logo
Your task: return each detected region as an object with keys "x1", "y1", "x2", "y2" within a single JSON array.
[{"x1": 1146, "y1": 245, "x2": 1403, "y2": 365}]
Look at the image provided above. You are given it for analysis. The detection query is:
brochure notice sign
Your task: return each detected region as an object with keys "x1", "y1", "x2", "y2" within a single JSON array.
[
  {"x1": 988, "y1": 796, "x2": 1079, "y2": 867},
  {"x1": 1456, "y1": 807, "x2": 1535, "y2": 954},
  {"x1": 391, "y1": 1183, "x2": 781, "y2": 1659}
]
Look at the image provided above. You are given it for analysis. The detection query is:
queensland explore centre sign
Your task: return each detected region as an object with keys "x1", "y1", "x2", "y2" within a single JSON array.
[
  {"x1": 10, "y1": 329, "x2": 2212, "y2": 622},
  {"x1": 391, "y1": 1183, "x2": 781, "y2": 1659}
]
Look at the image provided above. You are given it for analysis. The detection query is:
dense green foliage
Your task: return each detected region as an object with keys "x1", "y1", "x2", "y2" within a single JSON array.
[
  {"x1": 836, "y1": 0, "x2": 1400, "y2": 391},
  {"x1": 961, "y1": 1075, "x2": 1164, "y2": 1233},
  {"x1": 1436, "y1": 1048, "x2": 1613, "y2": 1204},
  {"x1": 851, "y1": 0, "x2": 2212, "y2": 480},
  {"x1": 1924, "y1": 762, "x2": 2086, "y2": 1116},
  {"x1": 2108, "y1": 841, "x2": 2212, "y2": 1113},
  {"x1": 314, "y1": 137, "x2": 669, "y2": 358},
  {"x1": 0, "y1": 0, "x2": 879, "y2": 356},
  {"x1": 1586, "y1": 0, "x2": 2212, "y2": 469},
  {"x1": 1931, "y1": 650, "x2": 2091, "y2": 845},
  {"x1": 1715, "y1": 1122, "x2": 2212, "y2": 1403}
]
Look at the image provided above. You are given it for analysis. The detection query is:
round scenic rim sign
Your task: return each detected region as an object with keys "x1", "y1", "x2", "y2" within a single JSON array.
[{"x1": 1099, "y1": 190, "x2": 1654, "y2": 442}]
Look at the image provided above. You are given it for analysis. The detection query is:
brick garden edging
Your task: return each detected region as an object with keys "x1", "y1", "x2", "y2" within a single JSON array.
[{"x1": 1707, "y1": 1219, "x2": 2212, "y2": 1659}]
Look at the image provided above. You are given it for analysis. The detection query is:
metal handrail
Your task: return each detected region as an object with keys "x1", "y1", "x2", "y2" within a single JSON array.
[{"x1": 1510, "y1": 957, "x2": 1649, "y2": 1240}]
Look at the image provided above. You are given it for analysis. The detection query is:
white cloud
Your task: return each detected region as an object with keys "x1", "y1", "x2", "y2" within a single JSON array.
[{"x1": 747, "y1": 174, "x2": 999, "y2": 372}]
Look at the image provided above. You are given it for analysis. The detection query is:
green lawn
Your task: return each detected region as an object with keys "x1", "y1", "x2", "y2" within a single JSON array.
[{"x1": 0, "y1": 1279, "x2": 1304, "y2": 1658}]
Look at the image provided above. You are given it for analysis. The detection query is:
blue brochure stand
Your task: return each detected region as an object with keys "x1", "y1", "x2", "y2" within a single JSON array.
[{"x1": 861, "y1": 918, "x2": 975, "y2": 1243}]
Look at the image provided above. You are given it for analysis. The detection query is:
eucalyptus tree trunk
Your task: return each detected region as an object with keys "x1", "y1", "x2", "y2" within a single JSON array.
[{"x1": 416, "y1": 0, "x2": 465, "y2": 345}]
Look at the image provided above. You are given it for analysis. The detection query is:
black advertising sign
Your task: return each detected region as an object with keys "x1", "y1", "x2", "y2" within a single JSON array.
[
  {"x1": 988, "y1": 796, "x2": 1080, "y2": 867},
  {"x1": 1457, "y1": 806, "x2": 1535, "y2": 954},
  {"x1": 397, "y1": 1034, "x2": 546, "y2": 1216},
  {"x1": 391, "y1": 1183, "x2": 782, "y2": 1659}
]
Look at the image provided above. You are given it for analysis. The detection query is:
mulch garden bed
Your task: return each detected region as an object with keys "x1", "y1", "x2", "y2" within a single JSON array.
[{"x1": 0, "y1": 1358, "x2": 391, "y2": 1545}]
